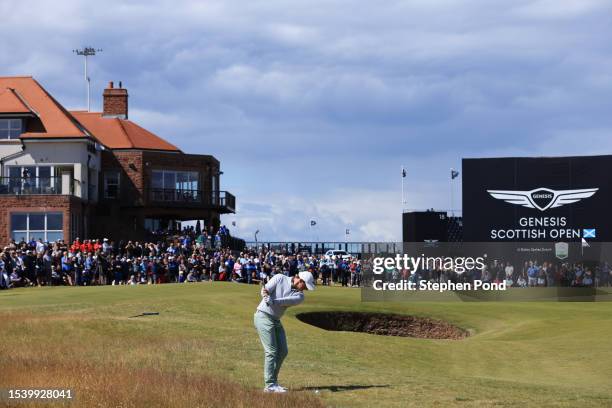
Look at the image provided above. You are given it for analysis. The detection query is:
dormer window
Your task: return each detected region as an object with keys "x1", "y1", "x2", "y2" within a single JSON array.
[{"x1": 0, "y1": 118, "x2": 22, "y2": 139}]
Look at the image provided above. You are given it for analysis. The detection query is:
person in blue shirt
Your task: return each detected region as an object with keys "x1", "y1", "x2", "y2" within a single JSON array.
[
  {"x1": 61, "y1": 252, "x2": 73, "y2": 285},
  {"x1": 245, "y1": 259, "x2": 258, "y2": 284},
  {"x1": 151, "y1": 258, "x2": 160, "y2": 284},
  {"x1": 83, "y1": 253, "x2": 95, "y2": 286},
  {"x1": 527, "y1": 262, "x2": 539, "y2": 287}
]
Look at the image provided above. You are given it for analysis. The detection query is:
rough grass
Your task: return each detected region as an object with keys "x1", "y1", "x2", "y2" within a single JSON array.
[
  {"x1": 0, "y1": 292, "x2": 324, "y2": 408},
  {"x1": 1, "y1": 283, "x2": 612, "y2": 407},
  {"x1": 1, "y1": 355, "x2": 319, "y2": 408},
  {"x1": 0, "y1": 310, "x2": 321, "y2": 408}
]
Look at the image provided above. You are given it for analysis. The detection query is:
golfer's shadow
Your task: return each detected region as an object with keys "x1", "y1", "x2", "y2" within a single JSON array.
[{"x1": 296, "y1": 384, "x2": 390, "y2": 393}]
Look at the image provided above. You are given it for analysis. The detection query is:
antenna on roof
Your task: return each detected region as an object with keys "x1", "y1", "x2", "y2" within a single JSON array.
[{"x1": 72, "y1": 47, "x2": 103, "y2": 112}]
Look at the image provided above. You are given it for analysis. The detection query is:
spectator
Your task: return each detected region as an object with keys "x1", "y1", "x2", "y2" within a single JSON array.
[{"x1": 527, "y1": 262, "x2": 539, "y2": 287}]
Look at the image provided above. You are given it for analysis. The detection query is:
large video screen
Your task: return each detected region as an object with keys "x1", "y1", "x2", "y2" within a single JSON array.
[{"x1": 462, "y1": 155, "x2": 612, "y2": 242}]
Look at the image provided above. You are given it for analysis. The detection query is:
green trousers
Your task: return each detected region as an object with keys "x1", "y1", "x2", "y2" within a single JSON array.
[{"x1": 254, "y1": 310, "x2": 288, "y2": 387}]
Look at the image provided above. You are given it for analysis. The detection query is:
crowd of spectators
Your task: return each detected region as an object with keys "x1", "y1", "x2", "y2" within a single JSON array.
[
  {"x1": 6, "y1": 229, "x2": 606, "y2": 290},
  {"x1": 0, "y1": 228, "x2": 362, "y2": 289}
]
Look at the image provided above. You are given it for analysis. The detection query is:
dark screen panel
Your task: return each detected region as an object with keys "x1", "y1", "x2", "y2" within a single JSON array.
[
  {"x1": 403, "y1": 212, "x2": 448, "y2": 242},
  {"x1": 463, "y1": 155, "x2": 612, "y2": 242}
]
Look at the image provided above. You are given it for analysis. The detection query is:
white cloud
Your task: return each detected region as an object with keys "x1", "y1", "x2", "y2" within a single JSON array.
[
  {"x1": 514, "y1": 0, "x2": 611, "y2": 19},
  {"x1": 265, "y1": 23, "x2": 321, "y2": 46},
  {"x1": 223, "y1": 188, "x2": 402, "y2": 242}
]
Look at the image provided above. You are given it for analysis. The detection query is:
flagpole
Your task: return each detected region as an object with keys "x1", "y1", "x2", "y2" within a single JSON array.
[
  {"x1": 310, "y1": 220, "x2": 317, "y2": 242},
  {"x1": 450, "y1": 168, "x2": 454, "y2": 217},
  {"x1": 310, "y1": 220, "x2": 313, "y2": 242},
  {"x1": 310, "y1": 221, "x2": 314, "y2": 240},
  {"x1": 401, "y1": 165, "x2": 405, "y2": 208}
]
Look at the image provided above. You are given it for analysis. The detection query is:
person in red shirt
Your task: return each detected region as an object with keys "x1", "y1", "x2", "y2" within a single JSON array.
[{"x1": 70, "y1": 238, "x2": 81, "y2": 253}]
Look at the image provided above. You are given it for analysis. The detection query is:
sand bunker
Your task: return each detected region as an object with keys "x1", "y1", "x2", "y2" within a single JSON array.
[{"x1": 296, "y1": 311, "x2": 468, "y2": 340}]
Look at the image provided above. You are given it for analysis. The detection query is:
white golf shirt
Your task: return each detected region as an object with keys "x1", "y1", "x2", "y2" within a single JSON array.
[{"x1": 256, "y1": 274, "x2": 304, "y2": 319}]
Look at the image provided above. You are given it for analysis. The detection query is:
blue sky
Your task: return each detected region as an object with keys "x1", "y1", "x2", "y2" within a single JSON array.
[{"x1": 2, "y1": 0, "x2": 612, "y2": 241}]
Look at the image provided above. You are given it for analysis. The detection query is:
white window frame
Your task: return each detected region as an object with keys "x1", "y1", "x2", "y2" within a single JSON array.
[
  {"x1": 0, "y1": 118, "x2": 22, "y2": 139},
  {"x1": 6, "y1": 165, "x2": 56, "y2": 191},
  {"x1": 11, "y1": 212, "x2": 63, "y2": 242}
]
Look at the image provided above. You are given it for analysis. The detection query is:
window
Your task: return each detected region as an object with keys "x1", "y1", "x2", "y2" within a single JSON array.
[
  {"x1": 104, "y1": 171, "x2": 120, "y2": 198},
  {"x1": 38, "y1": 166, "x2": 52, "y2": 190},
  {"x1": 0, "y1": 119, "x2": 22, "y2": 139},
  {"x1": 152, "y1": 170, "x2": 199, "y2": 190},
  {"x1": 11, "y1": 212, "x2": 63, "y2": 242},
  {"x1": 151, "y1": 170, "x2": 199, "y2": 201},
  {"x1": 212, "y1": 174, "x2": 218, "y2": 204},
  {"x1": 144, "y1": 218, "x2": 161, "y2": 232},
  {"x1": 4, "y1": 166, "x2": 57, "y2": 194},
  {"x1": 6, "y1": 165, "x2": 54, "y2": 180}
]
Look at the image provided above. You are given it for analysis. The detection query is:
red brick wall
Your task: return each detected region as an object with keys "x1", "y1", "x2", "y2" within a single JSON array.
[
  {"x1": 0, "y1": 195, "x2": 85, "y2": 245},
  {"x1": 100, "y1": 150, "x2": 144, "y2": 205},
  {"x1": 102, "y1": 82, "x2": 128, "y2": 118}
]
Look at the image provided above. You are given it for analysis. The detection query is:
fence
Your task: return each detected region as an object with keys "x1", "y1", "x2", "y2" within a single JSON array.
[{"x1": 244, "y1": 241, "x2": 398, "y2": 256}]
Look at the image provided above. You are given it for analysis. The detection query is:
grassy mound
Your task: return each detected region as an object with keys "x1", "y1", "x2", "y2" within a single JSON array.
[{"x1": 1, "y1": 283, "x2": 612, "y2": 407}]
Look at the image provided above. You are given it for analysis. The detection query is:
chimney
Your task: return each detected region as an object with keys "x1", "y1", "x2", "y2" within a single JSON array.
[{"x1": 102, "y1": 80, "x2": 128, "y2": 119}]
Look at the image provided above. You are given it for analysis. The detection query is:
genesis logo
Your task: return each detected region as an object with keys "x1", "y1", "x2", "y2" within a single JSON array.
[{"x1": 487, "y1": 187, "x2": 599, "y2": 211}]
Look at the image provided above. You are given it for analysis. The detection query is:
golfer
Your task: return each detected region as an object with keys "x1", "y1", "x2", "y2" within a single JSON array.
[{"x1": 254, "y1": 271, "x2": 315, "y2": 393}]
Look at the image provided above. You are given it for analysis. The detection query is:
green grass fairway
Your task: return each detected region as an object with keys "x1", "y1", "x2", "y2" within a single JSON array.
[{"x1": 2, "y1": 283, "x2": 612, "y2": 407}]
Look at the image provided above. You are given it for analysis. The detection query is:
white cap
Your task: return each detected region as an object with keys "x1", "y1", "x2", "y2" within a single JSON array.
[{"x1": 298, "y1": 271, "x2": 315, "y2": 291}]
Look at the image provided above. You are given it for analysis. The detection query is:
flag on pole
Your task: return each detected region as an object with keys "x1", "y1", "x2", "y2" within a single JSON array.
[
  {"x1": 451, "y1": 169, "x2": 459, "y2": 180},
  {"x1": 583, "y1": 229, "x2": 596, "y2": 238}
]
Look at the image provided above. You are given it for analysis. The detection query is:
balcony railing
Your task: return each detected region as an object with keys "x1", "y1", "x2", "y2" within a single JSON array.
[
  {"x1": 0, "y1": 177, "x2": 79, "y2": 196},
  {"x1": 148, "y1": 188, "x2": 235, "y2": 213}
]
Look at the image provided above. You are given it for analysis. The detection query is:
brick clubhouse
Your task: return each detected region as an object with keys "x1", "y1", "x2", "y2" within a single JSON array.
[{"x1": 0, "y1": 77, "x2": 235, "y2": 244}]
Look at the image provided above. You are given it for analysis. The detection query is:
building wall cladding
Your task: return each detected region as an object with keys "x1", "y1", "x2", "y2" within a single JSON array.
[
  {"x1": 0, "y1": 151, "x2": 224, "y2": 244},
  {"x1": 100, "y1": 150, "x2": 144, "y2": 205},
  {"x1": 140, "y1": 151, "x2": 221, "y2": 230},
  {"x1": 92, "y1": 149, "x2": 222, "y2": 241},
  {"x1": 0, "y1": 195, "x2": 85, "y2": 244},
  {"x1": 142, "y1": 151, "x2": 219, "y2": 196},
  {"x1": 99, "y1": 150, "x2": 219, "y2": 205}
]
